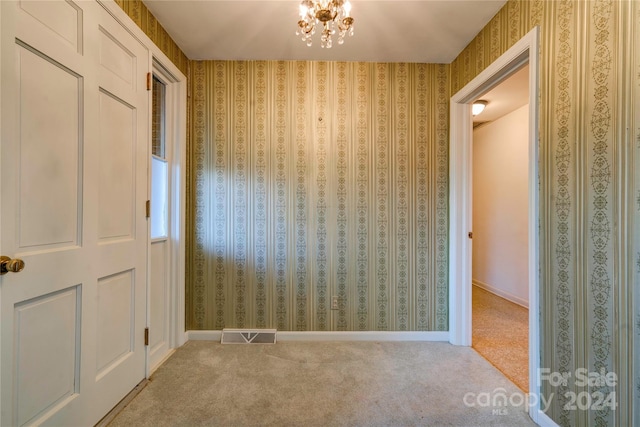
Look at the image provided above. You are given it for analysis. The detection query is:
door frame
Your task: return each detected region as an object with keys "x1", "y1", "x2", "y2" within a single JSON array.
[
  {"x1": 448, "y1": 27, "x2": 543, "y2": 422},
  {"x1": 147, "y1": 59, "x2": 184, "y2": 373},
  {"x1": 100, "y1": 0, "x2": 188, "y2": 367}
]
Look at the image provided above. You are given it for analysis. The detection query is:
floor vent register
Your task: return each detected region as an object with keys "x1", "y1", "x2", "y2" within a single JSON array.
[{"x1": 221, "y1": 328, "x2": 277, "y2": 344}]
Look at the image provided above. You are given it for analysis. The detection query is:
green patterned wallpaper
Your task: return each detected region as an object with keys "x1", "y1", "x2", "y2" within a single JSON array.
[
  {"x1": 113, "y1": 0, "x2": 189, "y2": 76},
  {"x1": 452, "y1": 1, "x2": 639, "y2": 426},
  {"x1": 187, "y1": 61, "x2": 449, "y2": 332}
]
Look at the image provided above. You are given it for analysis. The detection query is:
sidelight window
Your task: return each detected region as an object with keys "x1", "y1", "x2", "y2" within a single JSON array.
[{"x1": 151, "y1": 75, "x2": 168, "y2": 239}]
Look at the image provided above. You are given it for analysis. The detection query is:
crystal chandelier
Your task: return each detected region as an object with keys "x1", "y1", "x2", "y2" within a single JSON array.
[{"x1": 296, "y1": 0, "x2": 354, "y2": 48}]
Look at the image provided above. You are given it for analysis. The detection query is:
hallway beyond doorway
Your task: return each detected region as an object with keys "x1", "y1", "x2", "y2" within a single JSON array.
[{"x1": 472, "y1": 286, "x2": 528, "y2": 391}]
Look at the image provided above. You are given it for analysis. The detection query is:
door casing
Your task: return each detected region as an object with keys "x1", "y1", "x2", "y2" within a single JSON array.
[{"x1": 448, "y1": 27, "x2": 543, "y2": 423}]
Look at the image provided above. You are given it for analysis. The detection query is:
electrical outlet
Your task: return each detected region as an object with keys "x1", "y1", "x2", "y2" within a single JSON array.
[{"x1": 331, "y1": 296, "x2": 339, "y2": 310}]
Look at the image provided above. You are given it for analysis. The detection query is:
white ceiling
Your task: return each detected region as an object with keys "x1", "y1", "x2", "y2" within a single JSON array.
[
  {"x1": 143, "y1": 0, "x2": 507, "y2": 63},
  {"x1": 473, "y1": 64, "x2": 529, "y2": 126}
]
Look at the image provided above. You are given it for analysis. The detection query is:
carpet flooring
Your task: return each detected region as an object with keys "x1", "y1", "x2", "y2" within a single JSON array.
[
  {"x1": 108, "y1": 340, "x2": 536, "y2": 426},
  {"x1": 472, "y1": 286, "x2": 529, "y2": 391}
]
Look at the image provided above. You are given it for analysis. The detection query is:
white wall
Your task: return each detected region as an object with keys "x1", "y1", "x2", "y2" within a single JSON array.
[{"x1": 472, "y1": 104, "x2": 529, "y2": 307}]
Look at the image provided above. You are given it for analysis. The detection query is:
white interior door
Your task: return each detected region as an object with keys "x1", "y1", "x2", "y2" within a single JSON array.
[{"x1": 0, "y1": 1, "x2": 149, "y2": 425}]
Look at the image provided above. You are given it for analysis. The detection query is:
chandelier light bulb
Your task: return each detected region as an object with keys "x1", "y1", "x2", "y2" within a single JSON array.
[{"x1": 343, "y1": 1, "x2": 351, "y2": 16}]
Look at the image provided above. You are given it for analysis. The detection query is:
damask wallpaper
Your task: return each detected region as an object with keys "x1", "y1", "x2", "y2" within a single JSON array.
[
  {"x1": 187, "y1": 61, "x2": 449, "y2": 332},
  {"x1": 114, "y1": 0, "x2": 189, "y2": 76},
  {"x1": 452, "y1": 1, "x2": 638, "y2": 426}
]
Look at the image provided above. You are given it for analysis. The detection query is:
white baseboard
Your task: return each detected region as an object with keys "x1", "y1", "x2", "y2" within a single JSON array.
[
  {"x1": 185, "y1": 330, "x2": 449, "y2": 342},
  {"x1": 472, "y1": 280, "x2": 529, "y2": 308},
  {"x1": 531, "y1": 409, "x2": 560, "y2": 427},
  {"x1": 278, "y1": 331, "x2": 449, "y2": 342},
  {"x1": 187, "y1": 330, "x2": 222, "y2": 341}
]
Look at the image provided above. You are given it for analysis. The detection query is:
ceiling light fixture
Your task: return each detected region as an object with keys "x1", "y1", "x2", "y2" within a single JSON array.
[
  {"x1": 296, "y1": 0, "x2": 354, "y2": 48},
  {"x1": 472, "y1": 100, "x2": 488, "y2": 116}
]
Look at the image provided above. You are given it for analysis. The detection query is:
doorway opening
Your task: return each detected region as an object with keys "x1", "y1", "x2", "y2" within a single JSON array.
[
  {"x1": 470, "y1": 63, "x2": 530, "y2": 392},
  {"x1": 448, "y1": 27, "x2": 541, "y2": 422}
]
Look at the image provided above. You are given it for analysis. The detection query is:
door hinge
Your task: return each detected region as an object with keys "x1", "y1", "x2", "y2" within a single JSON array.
[
  {"x1": 144, "y1": 327, "x2": 149, "y2": 346},
  {"x1": 146, "y1": 200, "x2": 150, "y2": 218},
  {"x1": 468, "y1": 232, "x2": 473, "y2": 239},
  {"x1": 146, "y1": 72, "x2": 152, "y2": 91}
]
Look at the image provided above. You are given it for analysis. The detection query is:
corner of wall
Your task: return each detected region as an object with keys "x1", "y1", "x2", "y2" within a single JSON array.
[{"x1": 114, "y1": 0, "x2": 189, "y2": 76}]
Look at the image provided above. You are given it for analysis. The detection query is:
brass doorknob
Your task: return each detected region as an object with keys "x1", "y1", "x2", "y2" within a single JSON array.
[{"x1": 0, "y1": 256, "x2": 25, "y2": 275}]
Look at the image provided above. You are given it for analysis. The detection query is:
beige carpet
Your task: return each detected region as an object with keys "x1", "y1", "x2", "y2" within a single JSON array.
[
  {"x1": 472, "y1": 286, "x2": 529, "y2": 391},
  {"x1": 108, "y1": 340, "x2": 535, "y2": 426}
]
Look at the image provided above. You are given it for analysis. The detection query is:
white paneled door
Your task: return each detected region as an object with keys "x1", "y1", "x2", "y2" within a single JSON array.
[{"x1": 0, "y1": 1, "x2": 149, "y2": 425}]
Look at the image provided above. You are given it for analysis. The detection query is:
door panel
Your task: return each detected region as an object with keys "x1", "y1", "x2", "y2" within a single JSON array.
[
  {"x1": 15, "y1": 0, "x2": 84, "y2": 75},
  {"x1": 98, "y1": 90, "x2": 135, "y2": 241},
  {"x1": 17, "y1": 44, "x2": 81, "y2": 251},
  {"x1": 1, "y1": 1, "x2": 150, "y2": 425},
  {"x1": 98, "y1": 18, "x2": 141, "y2": 104},
  {"x1": 15, "y1": 287, "x2": 80, "y2": 426},
  {"x1": 99, "y1": 26, "x2": 135, "y2": 88},
  {"x1": 18, "y1": 0, "x2": 82, "y2": 53},
  {"x1": 96, "y1": 270, "x2": 134, "y2": 379}
]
